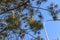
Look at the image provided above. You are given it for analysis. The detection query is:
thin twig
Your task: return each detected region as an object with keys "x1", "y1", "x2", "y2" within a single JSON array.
[
  {"x1": 27, "y1": 5, "x2": 50, "y2": 12},
  {"x1": 26, "y1": 32, "x2": 37, "y2": 40}
]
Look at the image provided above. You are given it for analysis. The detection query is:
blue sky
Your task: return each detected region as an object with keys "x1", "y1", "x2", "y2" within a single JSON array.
[{"x1": 39, "y1": 0, "x2": 60, "y2": 40}]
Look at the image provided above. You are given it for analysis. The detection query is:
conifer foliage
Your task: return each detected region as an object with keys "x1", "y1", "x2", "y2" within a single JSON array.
[{"x1": 0, "y1": 0, "x2": 60, "y2": 40}]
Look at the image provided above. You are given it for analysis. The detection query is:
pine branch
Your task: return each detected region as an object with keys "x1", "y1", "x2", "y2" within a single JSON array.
[{"x1": 0, "y1": 1, "x2": 28, "y2": 15}]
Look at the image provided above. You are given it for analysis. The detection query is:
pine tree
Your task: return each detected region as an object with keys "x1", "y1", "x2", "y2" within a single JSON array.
[{"x1": 0, "y1": 0, "x2": 60, "y2": 40}]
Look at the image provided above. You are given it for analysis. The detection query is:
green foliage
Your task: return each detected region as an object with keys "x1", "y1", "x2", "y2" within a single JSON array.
[
  {"x1": 29, "y1": 21, "x2": 43, "y2": 31},
  {"x1": 38, "y1": 37, "x2": 43, "y2": 40},
  {"x1": 5, "y1": 13, "x2": 21, "y2": 29},
  {"x1": 3, "y1": 32, "x2": 8, "y2": 37}
]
